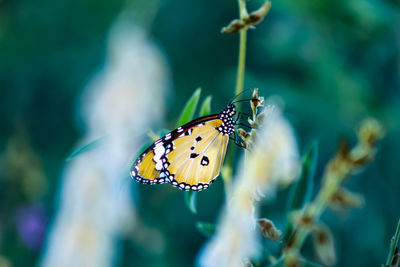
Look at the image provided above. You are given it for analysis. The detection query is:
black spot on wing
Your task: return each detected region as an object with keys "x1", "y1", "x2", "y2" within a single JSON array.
[
  {"x1": 190, "y1": 153, "x2": 199, "y2": 159},
  {"x1": 200, "y1": 156, "x2": 209, "y2": 166}
]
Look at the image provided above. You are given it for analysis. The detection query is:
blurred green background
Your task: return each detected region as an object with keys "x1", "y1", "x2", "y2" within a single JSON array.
[{"x1": 0, "y1": 0, "x2": 399, "y2": 266}]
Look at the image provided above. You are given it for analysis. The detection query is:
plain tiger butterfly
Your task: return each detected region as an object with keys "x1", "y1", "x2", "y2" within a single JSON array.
[{"x1": 130, "y1": 102, "x2": 240, "y2": 191}]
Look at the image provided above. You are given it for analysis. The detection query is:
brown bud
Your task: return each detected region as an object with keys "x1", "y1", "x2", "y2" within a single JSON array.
[
  {"x1": 221, "y1": 19, "x2": 245, "y2": 34},
  {"x1": 250, "y1": 88, "x2": 264, "y2": 116},
  {"x1": 325, "y1": 139, "x2": 352, "y2": 178},
  {"x1": 283, "y1": 255, "x2": 301, "y2": 267},
  {"x1": 350, "y1": 147, "x2": 374, "y2": 167},
  {"x1": 243, "y1": 1, "x2": 272, "y2": 26},
  {"x1": 329, "y1": 188, "x2": 364, "y2": 211},
  {"x1": 300, "y1": 214, "x2": 313, "y2": 227},
  {"x1": 289, "y1": 209, "x2": 313, "y2": 229},
  {"x1": 237, "y1": 128, "x2": 250, "y2": 141},
  {"x1": 257, "y1": 218, "x2": 282, "y2": 241},
  {"x1": 312, "y1": 223, "x2": 336, "y2": 266},
  {"x1": 357, "y1": 118, "x2": 384, "y2": 147}
]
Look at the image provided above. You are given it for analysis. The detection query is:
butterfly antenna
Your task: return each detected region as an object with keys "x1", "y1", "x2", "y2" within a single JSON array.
[
  {"x1": 229, "y1": 88, "x2": 254, "y2": 103},
  {"x1": 231, "y1": 98, "x2": 250, "y2": 104}
]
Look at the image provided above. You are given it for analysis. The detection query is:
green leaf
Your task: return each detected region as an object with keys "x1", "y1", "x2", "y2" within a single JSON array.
[
  {"x1": 199, "y1": 95, "x2": 212, "y2": 117},
  {"x1": 178, "y1": 89, "x2": 201, "y2": 212},
  {"x1": 177, "y1": 88, "x2": 201, "y2": 126},
  {"x1": 287, "y1": 140, "x2": 319, "y2": 211},
  {"x1": 385, "y1": 218, "x2": 400, "y2": 266},
  {"x1": 185, "y1": 191, "x2": 197, "y2": 214},
  {"x1": 195, "y1": 222, "x2": 215, "y2": 237},
  {"x1": 282, "y1": 140, "x2": 318, "y2": 244},
  {"x1": 66, "y1": 138, "x2": 102, "y2": 160}
]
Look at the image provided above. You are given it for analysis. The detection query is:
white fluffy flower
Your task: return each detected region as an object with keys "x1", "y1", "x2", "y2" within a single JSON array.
[
  {"x1": 41, "y1": 19, "x2": 169, "y2": 267},
  {"x1": 199, "y1": 105, "x2": 300, "y2": 267}
]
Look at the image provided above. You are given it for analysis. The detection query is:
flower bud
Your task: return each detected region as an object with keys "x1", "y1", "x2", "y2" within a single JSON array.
[
  {"x1": 329, "y1": 188, "x2": 364, "y2": 211},
  {"x1": 243, "y1": 1, "x2": 272, "y2": 26},
  {"x1": 221, "y1": 19, "x2": 245, "y2": 34},
  {"x1": 257, "y1": 218, "x2": 282, "y2": 241},
  {"x1": 357, "y1": 118, "x2": 384, "y2": 147},
  {"x1": 250, "y1": 88, "x2": 265, "y2": 116},
  {"x1": 312, "y1": 223, "x2": 336, "y2": 266}
]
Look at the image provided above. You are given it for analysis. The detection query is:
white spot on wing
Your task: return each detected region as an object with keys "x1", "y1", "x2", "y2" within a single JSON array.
[
  {"x1": 155, "y1": 139, "x2": 162, "y2": 144},
  {"x1": 153, "y1": 145, "x2": 166, "y2": 162},
  {"x1": 155, "y1": 160, "x2": 163, "y2": 170}
]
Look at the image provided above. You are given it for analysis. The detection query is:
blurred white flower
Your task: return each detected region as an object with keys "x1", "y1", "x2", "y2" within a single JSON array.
[
  {"x1": 199, "y1": 105, "x2": 300, "y2": 267},
  {"x1": 41, "y1": 18, "x2": 169, "y2": 267}
]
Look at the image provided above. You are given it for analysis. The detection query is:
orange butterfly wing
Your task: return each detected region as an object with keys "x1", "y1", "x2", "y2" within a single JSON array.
[
  {"x1": 131, "y1": 104, "x2": 236, "y2": 191},
  {"x1": 167, "y1": 119, "x2": 229, "y2": 190}
]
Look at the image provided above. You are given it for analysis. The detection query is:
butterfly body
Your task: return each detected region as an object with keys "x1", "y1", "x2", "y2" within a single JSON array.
[{"x1": 131, "y1": 104, "x2": 236, "y2": 191}]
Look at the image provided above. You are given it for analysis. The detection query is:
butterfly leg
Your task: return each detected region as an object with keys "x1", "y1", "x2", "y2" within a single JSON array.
[
  {"x1": 229, "y1": 132, "x2": 246, "y2": 149},
  {"x1": 239, "y1": 112, "x2": 252, "y2": 118},
  {"x1": 235, "y1": 112, "x2": 251, "y2": 123},
  {"x1": 237, "y1": 123, "x2": 252, "y2": 129}
]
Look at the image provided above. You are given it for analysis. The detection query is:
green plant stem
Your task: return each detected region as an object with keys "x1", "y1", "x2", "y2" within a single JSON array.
[
  {"x1": 235, "y1": 29, "x2": 247, "y2": 96},
  {"x1": 223, "y1": 0, "x2": 249, "y2": 191},
  {"x1": 284, "y1": 175, "x2": 342, "y2": 259},
  {"x1": 238, "y1": 0, "x2": 248, "y2": 19},
  {"x1": 235, "y1": 0, "x2": 248, "y2": 97},
  {"x1": 385, "y1": 218, "x2": 400, "y2": 266},
  {"x1": 283, "y1": 118, "x2": 384, "y2": 265}
]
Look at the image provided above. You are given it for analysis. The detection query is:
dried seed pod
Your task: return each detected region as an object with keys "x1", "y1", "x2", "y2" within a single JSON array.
[
  {"x1": 257, "y1": 218, "x2": 282, "y2": 241},
  {"x1": 221, "y1": 19, "x2": 245, "y2": 34},
  {"x1": 244, "y1": 0, "x2": 272, "y2": 26},
  {"x1": 238, "y1": 128, "x2": 250, "y2": 141},
  {"x1": 250, "y1": 88, "x2": 265, "y2": 116}
]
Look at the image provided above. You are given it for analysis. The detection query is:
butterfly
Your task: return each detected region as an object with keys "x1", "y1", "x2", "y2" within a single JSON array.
[{"x1": 130, "y1": 103, "x2": 239, "y2": 191}]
